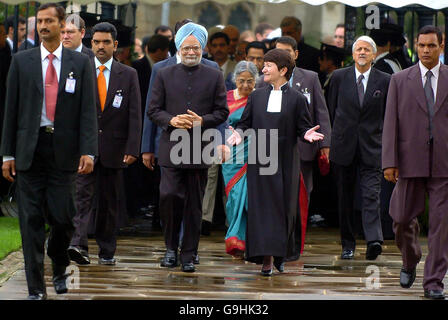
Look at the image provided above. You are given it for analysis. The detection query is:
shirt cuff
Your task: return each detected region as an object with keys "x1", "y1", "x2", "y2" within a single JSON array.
[{"x1": 3, "y1": 156, "x2": 15, "y2": 162}]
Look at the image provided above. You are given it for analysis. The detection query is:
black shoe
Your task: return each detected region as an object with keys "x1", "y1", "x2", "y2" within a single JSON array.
[
  {"x1": 99, "y1": 257, "x2": 116, "y2": 265},
  {"x1": 366, "y1": 241, "x2": 382, "y2": 260},
  {"x1": 181, "y1": 262, "x2": 195, "y2": 272},
  {"x1": 68, "y1": 245, "x2": 90, "y2": 265},
  {"x1": 424, "y1": 289, "x2": 445, "y2": 300},
  {"x1": 201, "y1": 220, "x2": 211, "y2": 236},
  {"x1": 27, "y1": 293, "x2": 47, "y2": 300},
  {"x1": 341, "y1": 249, "x2": 354, "y2": 260},
  {"x1": 160, "y1": 249, "x2": 178, "y2": 267},
  {"x1": 400, "y1": 267, "x2": 416, "y2": 288},
  {"x1": 193, "y1": 254, "x2": 200, "y2": 265},
  {"x1": 52, "y1": 263, "x2": 68, "y2": 294},
  {"x1": 261, "y1": 267, "x2": 273, "y2": 277},
  {"x1": 273, "y1": 257, "x2": 285, "y2": 273}
]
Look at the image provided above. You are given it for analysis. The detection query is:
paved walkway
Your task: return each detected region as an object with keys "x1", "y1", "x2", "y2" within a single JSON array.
[{"x1": 0, "y1": 226, "x2": 444, "y2": 300}]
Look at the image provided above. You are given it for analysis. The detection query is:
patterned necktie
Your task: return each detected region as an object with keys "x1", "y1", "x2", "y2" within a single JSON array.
[
  {"x1": 357, "y1": 74, "x2": 364, "y2": 107},
  {"x1": 98, "y1": 65, "x2": 107, "y2": 111},
  {"x1": 45, "y1": 53, "x2": 58, "y2": 121},
  {"x1": 424, "y1": 70, "x2": 435, "y2": 140}
]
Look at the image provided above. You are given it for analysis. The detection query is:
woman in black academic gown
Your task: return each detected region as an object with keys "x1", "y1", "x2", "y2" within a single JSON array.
[{"x1": 227, "y1": 49, "x2": 324, "y2": 276}]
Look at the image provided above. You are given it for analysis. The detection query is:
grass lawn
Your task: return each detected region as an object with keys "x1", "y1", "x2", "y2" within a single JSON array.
[{"x1": 0, "y1": 217, "x2": 22, "y2": 260}]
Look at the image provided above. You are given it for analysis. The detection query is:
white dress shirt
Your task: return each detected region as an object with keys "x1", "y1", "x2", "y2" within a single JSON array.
[
  {"x1": 354, "y1": 66, "x2": 371, "y2": 92},
  {"x1": 3, "y1": 42, "x2": 63, "y2": 162},
  {"x1": 40, "y1": 42, "x2": 63, "y2": 127},
  {"x1": 6, "y1": 38, "x2": 13, "y2": 50},
  {"x1": 267, "y1": 82, "x2": 288, "y2": 113},
  {"x1": 75, "y1": 43, "x2": 83, "y2": 53},
  {"x1": 419, "y1": 60, "x2": 440, "y2": 101},
  {"x1": 94, "y1": 57, "x2": 113, "y2": 90}
]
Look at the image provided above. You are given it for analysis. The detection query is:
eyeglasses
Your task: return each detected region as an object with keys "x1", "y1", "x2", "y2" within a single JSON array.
[
  {"x1": 181, "y1": 46, "x2": 202, "y2": 53},
  {"x1": 247, "y1": 56, "x2": 264, "y2": 62},
  {"x1": 236, "y1": 79, "x2": 255, "y2": 86}
]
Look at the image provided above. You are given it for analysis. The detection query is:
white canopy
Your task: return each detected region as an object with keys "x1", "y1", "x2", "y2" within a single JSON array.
[{"x1": 1, "y1": 0, "x2": 447, "y2": 10}]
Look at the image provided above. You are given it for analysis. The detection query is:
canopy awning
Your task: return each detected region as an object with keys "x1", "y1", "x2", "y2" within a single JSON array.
[{"x1": 1, "y1": 0, "x2": 448, "y2": 10}]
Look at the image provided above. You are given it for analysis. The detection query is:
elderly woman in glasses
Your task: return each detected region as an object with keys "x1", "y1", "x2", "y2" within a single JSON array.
[{"x1": 221, "y1": 61, "x2": 258, "y2": 258}]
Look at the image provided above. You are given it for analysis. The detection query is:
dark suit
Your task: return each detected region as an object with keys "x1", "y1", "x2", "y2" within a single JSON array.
[
  {"x1": 0, "y1": 42, "x2": 12, "y2": 199},
  {"x1": 327, "y1": 65, "x2": 390, "y2": 250},
  {"x1": 382, "y1": 63, "x2": 448, "y2": 292},
  {"x1": 81, "y1": 45, "x2": 95, "y2": 58},
  {"x1": 296, "y1": 41, "x2": 320, "y2": 73},
  {"x1": 124, "y1": 56, "x2": 153, "y2": 216},
  {"x1": 140, "y1": 56, "x2": 220, "y2": 220},
  {"x1": 0, "y1": 46, "x2": 97, "y2": 296},
  {"x1": 71, "y1": 59, "x2": 141, "y2": 259},
  {"x1": 18, "y1": 39, "x2": 36, "y2": 51},
  {"x1": 148, "y1": 63, "x2": 228, "y2": 264},
  {"x1": 256, "y1": 67, "x2": 331, "y2": 198},
  {"x1": 373, "y1": 53, "x2": 401, "y2": 240}
]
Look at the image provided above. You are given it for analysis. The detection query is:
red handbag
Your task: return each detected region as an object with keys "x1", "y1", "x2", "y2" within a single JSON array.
[{"x1": 318, "y1": 153, "x2": 330, "y2": 176}]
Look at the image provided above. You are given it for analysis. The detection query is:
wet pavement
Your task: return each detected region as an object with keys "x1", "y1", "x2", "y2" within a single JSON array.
[{"x1": 0, "y1": 221, "x2": 445, "y2": 300}]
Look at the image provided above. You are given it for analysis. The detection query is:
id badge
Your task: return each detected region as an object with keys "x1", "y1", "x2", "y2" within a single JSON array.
[
  {"x1": 65, "y1": 78, "x2": 76, "y2": 94},
  {"x1": 112, "y1": 94, "x2": 123, "y2": 108}
]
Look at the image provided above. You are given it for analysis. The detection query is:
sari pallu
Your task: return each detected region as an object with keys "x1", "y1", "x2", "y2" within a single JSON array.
[{"x1": 222, "y1": 90, "x2": 249, "y2": 256}]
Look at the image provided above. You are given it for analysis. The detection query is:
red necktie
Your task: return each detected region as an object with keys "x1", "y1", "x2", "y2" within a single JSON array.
[{"x1": 45, "y1": 53, "x2": 58, "y2": 121}]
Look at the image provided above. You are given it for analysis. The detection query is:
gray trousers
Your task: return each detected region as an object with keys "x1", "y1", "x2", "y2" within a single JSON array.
[{"x1": 202, "y1": 163, "x2": 227, "y2": 223}]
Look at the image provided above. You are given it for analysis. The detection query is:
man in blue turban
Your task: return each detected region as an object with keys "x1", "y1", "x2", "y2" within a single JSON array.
[
  {"x1": 174, "y1": 22, "x2": 208, "y2": 52},
  {"x1": 147, "y1": 21, "x2": 229, "y2": 273}
]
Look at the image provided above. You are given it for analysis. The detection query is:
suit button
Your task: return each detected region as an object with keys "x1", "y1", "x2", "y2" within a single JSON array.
[
  {"x1": 99, "y1": 129, "x2": 103, "y2": 133},
  {"x1": 98, "y1": 115, "x2": 102, "y2": 119}
]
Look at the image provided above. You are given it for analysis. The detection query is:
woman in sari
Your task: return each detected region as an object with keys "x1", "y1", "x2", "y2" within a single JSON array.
[{"x1": 221, "y1": 61, "x2": 258, "y2": 258}]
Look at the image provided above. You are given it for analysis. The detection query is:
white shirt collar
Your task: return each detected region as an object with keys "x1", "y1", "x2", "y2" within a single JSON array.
[
  {"x1": 270, "y1": 81, "x2": 289, "y2": 90},
  {"x1": 374, "y1": 52, "x2": 388, "y2": 63},
  {"x1": 40, "y1": 42, "x2": 63, "y2": 61},
  {"x1": 95, "y1": 56, "x2": 114, "y2": 71},
  {"x1": 220, "y1": 59, "x2": 229, "y2": 72},
  {"x1": 75, "y1": 43, "x2": 83, "y2": 53},
  {"x1": 176, "y1": 52, "x2": 181, "y2": 64},
  {"x1": 419, "y1": 60, "x2": 440, "y2": 80},
  {"x1": 355, "y1": 66, "x2": 371, "y2": 82},
  {"x1": 6, "y1": 37, "x2": 13, "y2": 49}
]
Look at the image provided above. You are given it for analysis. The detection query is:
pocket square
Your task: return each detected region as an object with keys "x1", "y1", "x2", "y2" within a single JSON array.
[{"x1": 373, "y1": 90, "x2": 382, "y2": 97}]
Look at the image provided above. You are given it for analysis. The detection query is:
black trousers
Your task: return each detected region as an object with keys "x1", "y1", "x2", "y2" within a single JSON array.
[
  {"x1": 16, "y1": 129, "x2": 76, "y2": 295},
  {"x1": 159, "y1": 167, "x2": 207, "y2": 263},
  {"x1": 71, "y1": 162, "x2": 122, "y2": 259},
  {"x1": 124, "y1": 160, "x2": 159, "y2": 216},
  {"x1": 333, "y1": 155, "x2": 383, "y2": 251}
]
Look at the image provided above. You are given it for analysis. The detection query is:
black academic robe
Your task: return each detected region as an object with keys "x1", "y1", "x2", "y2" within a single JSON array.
[{"x1": 236, "y1": 83, "x2": 313, "y2": 262}]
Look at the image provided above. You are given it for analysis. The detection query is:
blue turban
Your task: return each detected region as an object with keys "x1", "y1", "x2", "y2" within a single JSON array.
[{"x1": 175, "y1": 22, "x2": 208, "y2": 50}]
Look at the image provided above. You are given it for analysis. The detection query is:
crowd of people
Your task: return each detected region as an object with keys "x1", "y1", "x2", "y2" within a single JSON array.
[{"x1": 0, "y1": 2, "x2": 447, "y2": 301}]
